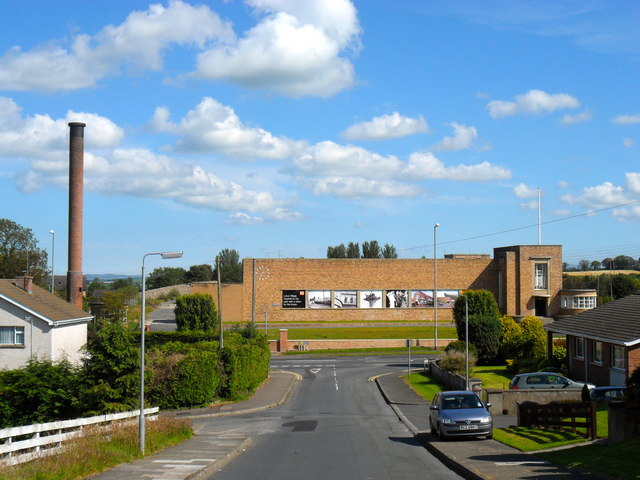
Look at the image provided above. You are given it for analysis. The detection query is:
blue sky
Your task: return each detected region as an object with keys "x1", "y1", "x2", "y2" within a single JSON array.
[{"x1": 1, "y1": 0, "x2": 639, "y2": 275}]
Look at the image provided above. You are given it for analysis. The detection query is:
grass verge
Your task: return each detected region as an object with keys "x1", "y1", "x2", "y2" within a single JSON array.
[
  {"x1": 537, "y1": 436, "x2": 640, "y2": 480},
  {"x1": 493, "y1": 426, "x2": 588, "y2": 452},
  {"x1": 268, "y1": 326, "x2": 457, "y2": 340},
  {"x1": 404, "y1": 371, "x2": 443, "y2": 401},
  {"x1": 0, "y1": 416, "x2": 192, "y2": 480}
]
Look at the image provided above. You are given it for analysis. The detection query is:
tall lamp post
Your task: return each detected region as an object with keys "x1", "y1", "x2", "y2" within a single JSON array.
[
  {"x1": 433, "y1": 223, "x2": 440, "y2": 350},
  {"x1": 139, "y1": 250, "x2": 183, "y2": 455},
  {"x1": 49, "y1": 230, "x2": 55, "y2": 294}
]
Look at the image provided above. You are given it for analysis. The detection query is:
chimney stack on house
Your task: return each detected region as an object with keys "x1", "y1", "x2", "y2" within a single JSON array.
[
  {"x1": 67, "y1": 122, "x2": 86, "y2": 309},
  {"x1": 15, "y1": 275, "x2": 33, "y2": 294}
]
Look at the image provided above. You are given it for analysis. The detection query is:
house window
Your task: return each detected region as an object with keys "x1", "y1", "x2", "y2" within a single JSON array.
[
  {"x1": 561, "y1": 296, "x2": 597, "y2": 309},
  {"x1": 592, "y1": 341, "x2": 603, "y2": 364},
  {"x1": 575, "y1": 337, "x2": 585, "y2": 359},
  {"x1": 0, "y1": 326, "x2": 25, "y2": 345},
  {"x1": 534, "y1": 263, "x2": 548, "y2": 290},
  {"x1": 612, "y1": 345, "x2": 625, "y2": 369}
]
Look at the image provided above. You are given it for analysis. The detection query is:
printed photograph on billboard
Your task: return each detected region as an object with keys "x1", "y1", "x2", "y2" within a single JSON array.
[
  {"x1": 411, "y1": 290, "x2": 433, "y2": 308},
  {"x1": 436, "y1": 290, "x2": 459, "y2": 308},
  {"x1": 386, "y1": 290, "x2": 408, "y2": 308},
  {"x1": 282, "y1": 290, "x2": 306, "y2": 308},
  {"x1": 308, "y1": 290, "x2": 331, "y2": 308},
  {"x1": 333, "y1": 290, "x2": 357, "y2": 308},
  {"x1": 359, "y1": 290, "x2": 383, "y2": 308}
]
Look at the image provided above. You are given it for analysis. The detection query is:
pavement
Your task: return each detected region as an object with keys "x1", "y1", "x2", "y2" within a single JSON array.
[{"x1": 90, "y1": 369, "x2": 604, "y2": 480}]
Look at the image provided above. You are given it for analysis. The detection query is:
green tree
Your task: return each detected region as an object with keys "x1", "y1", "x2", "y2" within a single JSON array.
[
  {"x1": 590, "y1": 260, "x2": 602, "y2": 270},
  {"x1": 327, "y1": 244, "x2": 347, "y2": 258},
  {"x1": 578, "y1": 259, "x2": 590, "y2": 271},
  {"x1": 87, "y1": 277, "x2": 107, "y2": 297},
  {"x1": 453, "y1": 290, "x2": 502, "y2": 363},
  {"x1": 186, "y1": 264, "x2": 213, "y2": 282},
  {"x1": 111, "y1": 277, "x2": 134, "y2": 290},
  {"x1": 346, "y1": 242, "x2": 360, "y2": 258},
  {"x1": 174, "y1": 293, "x2": 217, "y2": 332},
  {"x1": 611, "y1": 274, "x2": 640, "y2": 298},
  {"x1": 382, "y1": 243, "x2": 398, "y2": 259},
  {"x1": 214, "y1": 249, "x2": 243, "y2": 283},
  {"x1": 79, "y1": 323, "x2": 139, "y2": 413},
  {"x1": 519, "y1": 316, "x2": 547, "y2": 359},
  {"x1": 362, "y1": 240, "x2": 382, "y2": 258},
  {"x1": 146, "y1": 266, "x2": 187, "y2": 289},
  {"x1": 499, "y1": 315, "x2": 523, "y2": 359},
  {"x1": 0, "y1": 218, "x2": 49, "y2": 284},
  {"x1": 614, "y1": 255, "x2": 637, "y2": 270}
]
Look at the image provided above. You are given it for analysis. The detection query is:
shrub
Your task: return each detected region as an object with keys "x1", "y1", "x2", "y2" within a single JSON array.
[
  {"x1": 499, "y1": 315, "x2": 522, "y2": 360},
  {"x1": 444, "y1": 340, "x2": 478, "y2": 358},
  {"x1": 221, "y1": 332, "x2": 270, "y2": 399},
  {"x1": 174, "y1": 293, "x2": 217, "y2": 332},
  {"x1": 438, "y1": 350, "x2": 477, "y2": 375},
  {"x1": 0, "y1": 359, "x2": 81, "y2": 428},
  {"x1": 453, "y1": 291, "x2": 502, "y2": 363},
  {"x1": 519, "y1": 316, "x2": 547, "y2": 359},
  {"x1": 147, "y1": 343, "x2": 221, "y2": 409}
]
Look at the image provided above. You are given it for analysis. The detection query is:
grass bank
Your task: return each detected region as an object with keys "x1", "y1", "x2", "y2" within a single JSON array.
[
  {"x1": 267, "y1": 326, "x2": 457, "y2": 340},
  {"x1": 0, "y1": 416, "x2": 192, "y2": 480}
]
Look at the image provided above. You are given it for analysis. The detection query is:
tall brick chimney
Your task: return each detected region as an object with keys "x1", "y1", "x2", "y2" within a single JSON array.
[{"x1": 67, "y1": 122, "x2": 86, "y2": 309}]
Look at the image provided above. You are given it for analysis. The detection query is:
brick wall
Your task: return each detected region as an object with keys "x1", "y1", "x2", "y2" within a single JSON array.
[{"x1": 242, "y1": 245, "x2": 563, "y2": 324}]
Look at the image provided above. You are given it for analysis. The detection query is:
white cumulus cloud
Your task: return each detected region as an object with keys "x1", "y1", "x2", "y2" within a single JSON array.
[
  {"x1": 342, "y1": 112, "x2": 428, "y2": 141},
  {"x1": 150, "y1": 97, "x2": 302, "y2": 159},
  {"x1": 194, "y1": 0, "x2": 361, "y2": 97},
  {"x1": 487, "y1": 89, "x2": 580, "y2": 118},
  {"x1": 612, "y1": 114, "x2": 640, "y2": 125},
  {"x1": 0, "y1": 1, "x2": 234, "y2": 92},
  {"x1": 560, "y1": 111, "x2": 593, "y2": 125},
  {"x1": 513, "y1": 183, "x2": 537, "y2": 198},
  {"x1": 431, "y1": 122, "x2": 488, "y2": 151}
]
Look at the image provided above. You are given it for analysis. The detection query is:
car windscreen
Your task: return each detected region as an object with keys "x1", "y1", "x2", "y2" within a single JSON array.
[{"x1": 441, "y1": 395, "x2": 483, "y2": 409}]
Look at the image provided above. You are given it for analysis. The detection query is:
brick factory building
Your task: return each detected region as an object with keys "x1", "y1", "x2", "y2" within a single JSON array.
[{"x1": 242, "y1": 244, "x2": 570, "y2": 325}]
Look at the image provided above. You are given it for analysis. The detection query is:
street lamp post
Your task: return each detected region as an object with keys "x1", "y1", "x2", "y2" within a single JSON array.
[
  {"x1": 139, "y1": 250, "x2": 183, "y2": 456},
  {"x1": 434, "y1": 223, "x2": 440, "y2": 350},
  {"x1": 264, "y1": 303, "x2": 280, "y2": 334},
  {"x1": 49, "y1": 230, "x2": 55, "y2": 294}
]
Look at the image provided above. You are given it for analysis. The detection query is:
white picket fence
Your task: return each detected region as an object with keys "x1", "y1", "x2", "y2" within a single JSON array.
[{"x1": 0, "y1": 407, "x2": 159, "y2": 467}]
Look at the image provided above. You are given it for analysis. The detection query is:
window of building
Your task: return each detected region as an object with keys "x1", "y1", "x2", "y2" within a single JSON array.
[
  {"x1": 561, "y1": 296, "x2": 597, "y2": 309},
  {"x1": 592, "y1": 341, "x2": 603, "y2": 364},
  {"x1": 575, "y1": 337, "x2": 585, "y2": 359},
  {"x1": 612, "y1": 345, "x2": 625, "y2": 369},
  {"x1": 534, "y1": 263, "x2": 548, "y2": 290},
  {"x1": 0, "y1": 326, "x2": 25, "y2": 345}
]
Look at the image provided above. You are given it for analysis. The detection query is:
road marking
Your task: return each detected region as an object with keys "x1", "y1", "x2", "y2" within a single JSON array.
[{"x1": 334, "y1": 366, "x2": 339, "y2": 391}]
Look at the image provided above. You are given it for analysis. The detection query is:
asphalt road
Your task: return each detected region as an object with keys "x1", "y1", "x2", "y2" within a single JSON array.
[{"x1": 203, "y1": 355, "x2": 461, "y2": 480}]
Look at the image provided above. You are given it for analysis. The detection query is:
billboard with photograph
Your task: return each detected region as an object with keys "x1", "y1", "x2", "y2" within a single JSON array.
[
  {"x1": 308, "y1": 290, "x2": 331, "y2": 308},
  {"x1": 282, "y1": 290, "x2": 306, "y2": 308},
  {"x1": 386, "y1": 290, "x2": 408, "y2": 308},
  {"x1": 333, "y1": 290, "x2": 357, "y2": 308},
  {"x1": 359, "y1": 290, "x2": 383, "y2": 308},
  {"x1": 411, "y1": 290, "x2": 433, "y2": 308},
  {"x1": 436, "y1": 290, "x2": 459, "y2": 308}
]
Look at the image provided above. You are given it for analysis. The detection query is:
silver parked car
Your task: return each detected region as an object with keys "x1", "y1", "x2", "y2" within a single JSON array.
[
  {"x1": 509, "y1": 372, "x2": 595, "y2": 390},
  {"x1": 429, "y1": 391, "x2": 493, "y2": 440}
]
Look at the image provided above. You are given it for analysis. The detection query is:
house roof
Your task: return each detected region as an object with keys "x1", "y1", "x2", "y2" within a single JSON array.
[
  {"x1": 546, "y1": 294, "x2": 640, "y2": 347},
  {"x1": 0, "y1": 279, "x2": 92, "y2": 326}
]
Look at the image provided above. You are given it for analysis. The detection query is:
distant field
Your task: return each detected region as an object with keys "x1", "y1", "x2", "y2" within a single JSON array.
[{"x1": 564, "y1": 270, "x2": 638, "y2": 276}]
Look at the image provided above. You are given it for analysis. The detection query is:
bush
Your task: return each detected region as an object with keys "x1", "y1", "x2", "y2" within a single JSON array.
[
  {"x1": 444, "y1": 340, "x2": 478, "y2": 358},
  {"x1": 499, "y1": 315, "x2": 522, "y2": 360},
  {"x1": 438, "y1": 350, "x2": 477, "y2": 375},
  {"x1": 0, "y1": 359, "x2": 81, "y2": 428},
  {"x1": 175, "y1": 293, "x2": 217, "y2": 332},
  {"x1": 453, "y1": 291, "x2": 502, "y2": 363},
  {"x1": 519, "y1": 316, "x2": 547, "y2": 359},
  {"x1": 221, "y1": 332, "x2": 270, "y2": 399},
  {"x1": 147, "y1": 343, "x2": 221, "y2": 409}
]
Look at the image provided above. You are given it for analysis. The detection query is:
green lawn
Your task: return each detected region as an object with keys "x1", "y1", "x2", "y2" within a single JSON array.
[
  {"x1": 403, "y1": 371, "x2": 443, "y2": 401},
  {"x1": 537, "y1": 436, "x2": 640, "y2": 480},
  {"x1": 267, "y1": 326, "x2": 457, "y2": 340},
  {"x1": 471, "y1": 365, "x2": 512, "y2": 389}
]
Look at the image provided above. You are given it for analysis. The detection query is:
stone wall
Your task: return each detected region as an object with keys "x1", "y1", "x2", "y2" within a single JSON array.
[{"x1": 485, "y1": 388, "x2": 583, "y2": 416}]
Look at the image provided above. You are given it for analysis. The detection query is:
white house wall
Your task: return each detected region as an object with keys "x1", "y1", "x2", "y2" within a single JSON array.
[{"x1": 52, "y1": 323, "x2": 87, "y2": 365}]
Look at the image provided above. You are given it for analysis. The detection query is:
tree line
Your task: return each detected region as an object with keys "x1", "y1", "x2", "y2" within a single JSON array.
[
  {"x1": 566, "y1": 254, "x2": 640, "y2": 272},
  {"x1": 326, "y1": 240, "x2": 398, "y2": 258}
]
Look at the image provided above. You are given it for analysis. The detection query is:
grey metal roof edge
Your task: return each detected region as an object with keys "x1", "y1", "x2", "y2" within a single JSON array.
[{"x1": 53, "y1": 316, "x2": 94, "y2": 326}]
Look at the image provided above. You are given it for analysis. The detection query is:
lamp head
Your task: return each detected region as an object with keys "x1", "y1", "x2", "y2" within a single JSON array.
[
  {"x1": 161, "y1": 251, "x2": 183, "y2": 259},
  {"x1": 434, "y1": 223, "x2": 440, "y2": 228},
  {"x1": 49, "y1": 230, "x2": 55, "y2": 234}
]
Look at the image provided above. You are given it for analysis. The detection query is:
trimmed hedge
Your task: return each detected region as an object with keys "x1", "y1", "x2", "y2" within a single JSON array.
[{"x1": 221, "y1": 332, "x2": 271, "y2": 399}]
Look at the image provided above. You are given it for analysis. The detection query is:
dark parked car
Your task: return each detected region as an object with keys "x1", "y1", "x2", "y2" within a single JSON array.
[
  {"x1": 590, "y1": 386, "x2": 627, "y2": 403},
  {"x1": 509, "y1": 372, "x2": 594, "y2": 390},
  {"x1": 429, "y1": 391, "x2": 493, "y2": 440}
]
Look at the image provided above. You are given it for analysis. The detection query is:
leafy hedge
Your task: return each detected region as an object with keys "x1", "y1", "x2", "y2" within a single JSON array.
[
  {"x1": 0, "y1": 324, "x2": 270, "y2": 428},
  {"x1": 221, "y1": 332, "x2": 271, "y2": 399}
]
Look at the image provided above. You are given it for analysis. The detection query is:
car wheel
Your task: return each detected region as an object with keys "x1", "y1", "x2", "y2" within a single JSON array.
[
  {"x1": 437, "y1": 424, "x2": 448, "y2": 441},
  {"x1": 430, "y1": 419, "x2": 436, "y2": 435},
  {"x1": 486, "y1": 431, "x2": 493, "y2": 440}
]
